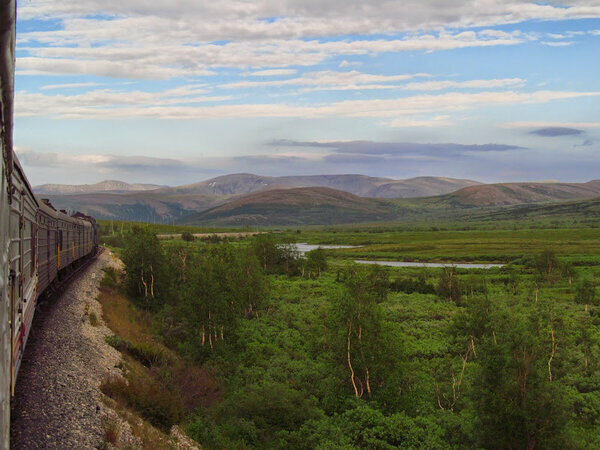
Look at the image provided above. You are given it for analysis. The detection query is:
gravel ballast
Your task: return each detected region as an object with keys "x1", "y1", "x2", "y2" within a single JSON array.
[{"x1": 10, "y1": 250, "x2": 122, "y2": 449}]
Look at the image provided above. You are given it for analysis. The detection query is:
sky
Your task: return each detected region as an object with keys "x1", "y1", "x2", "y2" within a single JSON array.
[{"x1": 12, "y1": 0, "x2": 600, "y2": 186}]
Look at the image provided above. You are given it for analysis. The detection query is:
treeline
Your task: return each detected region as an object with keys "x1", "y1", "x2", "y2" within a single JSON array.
[{"x1": 115, "y1": 227, "x2": 600, "y2": 448}]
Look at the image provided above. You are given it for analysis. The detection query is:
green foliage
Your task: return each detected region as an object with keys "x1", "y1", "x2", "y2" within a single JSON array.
[
  {"x1": 100, "y1": 266, "x2": 119, "y2": 288},
  {"x1": 281, "y1": 404, "x2": 448, "y2": 449},
  {"x1": 437, "y1": 266, "x2": 463, "y2": 304},
  {"x1": 469, "y1": 299, "x2": 572, "y2": 449},
  {"x1": 121, "y1": 226, "x2": 169, "y2": 310},
  {"x1": 303, "y1": 247, "x2": 328, "y2": 278},
  {"x1": 100, "y1": 223, "x2": 600, "y2": 448},
  {"x1": 250, "y1": 233, "x2": 302, "y2": 275},
  {"x1": 389, "y1": 272, "x2": 435, "y2": 294},
  {"x1": 535, "y1": 249, "x2": 562, "y2": 283},
  {"x1": 328, "y1": 265, "x2": 403, "y2": 400},
  {"x1": 169, "y1": 242, "x2": 268, "y2": 360},
  {"x1": 575, "y1": 280, "x2": 597, "y2": 305},
  {"x1": 181, "y1": 231, "x2": 195, "y2": 241}
]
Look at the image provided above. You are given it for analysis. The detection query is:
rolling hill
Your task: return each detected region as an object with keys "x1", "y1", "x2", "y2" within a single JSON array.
[
  {"x1": 163, "y1": 173, "x2": 481, "y2": 198},
  {"x1": 37, "y1": 174, "x2": 600, "y2": 225},
  {"x1": 427, "y1": 180, "x2": 600, "y2": 208},
  {"x1": 180, "y1": 187, "x2": 408, "y2": 226}
]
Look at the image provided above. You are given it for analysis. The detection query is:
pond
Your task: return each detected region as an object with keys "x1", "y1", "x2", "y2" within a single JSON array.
[
  {"x1": 355, "y1": 260, "x2": 504, "y2": 269},
  {"x1": 293, "y1": 243, "x2": 361, "y2": 255}
]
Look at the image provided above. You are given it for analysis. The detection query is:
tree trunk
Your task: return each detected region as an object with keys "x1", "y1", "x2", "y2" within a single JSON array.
[{"x1": 347, "y1": 321, "x2": 359, "y2": 398}]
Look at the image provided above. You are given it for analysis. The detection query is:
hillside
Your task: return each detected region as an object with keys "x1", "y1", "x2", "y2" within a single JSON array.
[
  {"x1": 180, "y1": 187, "x2": 408, "y2": 226},
  {"x1": 40, "y1": 176, "x2": 600, "y2": 225},
  {"x1": 34, "y1": 180, "x2": 164, "y2": 195},
  {"x1": 429, "y1": 180, "x2": 600, "y2": 208},
  {"x1": 161, "y1": 174, "x2": 481, "y2": 198},
  {"x1": 466, "y1": 196, "x2": 600, "y2": 222},
  {"x1": 44, "y1": 192, "x2": 228, "y2": 222}
]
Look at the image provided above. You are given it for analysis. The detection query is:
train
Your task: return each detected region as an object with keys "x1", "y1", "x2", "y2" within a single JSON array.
[{"x1": 0, "y1": 2, "x2": 99, "y2": 447}]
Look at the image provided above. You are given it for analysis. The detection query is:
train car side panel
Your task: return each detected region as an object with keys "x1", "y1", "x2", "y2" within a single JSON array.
[
  {"x1": 36, "y1": 202, "x2": 58, "y2": 296},
  {"x1": 0, "y1": 116, "x2": 10, "y2": 450},
  {"x1": 0, "y1": 1, "x2": 15, "y2": 446},
  {"x1": 8, "y1": 159, "x2": 38, "y2": 395}
]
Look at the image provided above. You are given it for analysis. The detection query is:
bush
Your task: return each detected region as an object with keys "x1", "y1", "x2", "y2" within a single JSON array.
[
  {"x1": 105, "y1": 334, "x2": 126, "y2": 350},
  {"x1": 390, "y1": 275, "x2": 435, "y2": 294},
  {"x1": 101, "y1": 374, "x2": 184, "y2": 431},
  {"x1": 101, "y1": 266, "x2": 120, "y2": 288},
  {"x1": 575, "y1": 280, "x2": 597, "y2": 305},
  {"x1": 437, "y1": 267, "x2": 463, "y2": 304},
  {"x1": 181, "y1": 232, "x2": 195, "y2": 242}
]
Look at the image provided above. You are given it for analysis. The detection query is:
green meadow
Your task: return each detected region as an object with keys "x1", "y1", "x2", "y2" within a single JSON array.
[{"x1": 97, "y1": 218, "x2": 600, "y2": 449}]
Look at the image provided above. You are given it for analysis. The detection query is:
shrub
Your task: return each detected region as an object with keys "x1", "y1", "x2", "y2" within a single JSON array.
[
  {"x1": 437, "y1": 267, "x2": 463, "y2": 304},
  {"x1": 101, "y1": 415, "x2": 121, "y2": 445},
  {"x1": 89, "y1": 312, "x2": 99, "y2": 326},
  {"x1": 575, "y1": 280, "x2": 597, "y2": 305},
  {"x1": 101, "y1": 266, "x2": 120, "y2": 288},
  {"x1": 105, "y1": 334, "x2": 126, "y2": 350},
  {"x1": 127, "y1": 341, "x2": 168, "y2": 368},
  {"x1": 390, "y1": 276, "x2": 435, "y2": 294},
  {"x1": 101, "y1": 374, "x2": 184, "y2": 431},
  {"x1": 181, "y1": 232, "x2": 195, "y2": 242}
]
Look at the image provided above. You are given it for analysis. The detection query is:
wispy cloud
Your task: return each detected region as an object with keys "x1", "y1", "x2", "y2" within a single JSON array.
[
  {"x1": 401, "y1": 78, "x2": 526, "y2": 91},
  {"x1": 541, "y1": 41, "x2": 574, "y2": 47},
  {"x1": 16, "y1": 88, "x2": 600, "y2": 120},
  {"x1": 529, "y1": 127, "x2": 584, "y2": 137},
  {"x1": 503, "y1": 121, "x2": 600, "y2": 129},
  {"x1": 219, "y1": 70, "x2": 429, "y2": 90},
  {"x1": 41, "y1": 82, "x2": 101, "y2": 90},
  {"x1": 269, "y1": 139, "x2": 524, "y2": 157},
  {"x1": 244, "y1": 69, "x2": 297, "y2": 77}
]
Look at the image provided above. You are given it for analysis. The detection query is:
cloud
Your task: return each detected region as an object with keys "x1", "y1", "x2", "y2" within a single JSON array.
[
  {"x1": 401, "y1": 78, "x2": 526, "y2": 91},
  {"x1": 41, "y1": 82, "x2": 101, "y2": 90},
  {"x1": 15, "y1": 88, "x2": 600, "y2": 120},
  {"x1": 503, "y1": 121, "x2": 600, "y2": 129},
  {"x1": 219, "y1": 70, "x2": 428, "y2": 90},
  {"x1": 244, "y1": 69, "x2": 297, "y2": 77},
  {"x1": 530, "y1": 126, "x2": 584, "y2": 136},
  {"x1": 541, "y1": 41, "x2": 575, "y2": 46},
  {"x1": 18, "y1": 1, "x2": 600, "y2": 36},
  {"x1": 574, "y1": 139, "x2": 594, "y2": 147},
  {"x1": 381, "y1": 115, "x2": 455, "y2": 128},
  {"x1": 15, "y1": 148, "x2": 187, "y2": 171},
  {"x1": 269, "y1": 139, "x2": 523, "y2": 158},
  {"x1": 17, "y1": 20, "x2": 529, "y2": 79}
]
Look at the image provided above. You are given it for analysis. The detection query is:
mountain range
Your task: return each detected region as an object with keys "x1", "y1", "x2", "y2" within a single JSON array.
[
  {"x1": 34, "y1": 179, "x2": 164, "y2": 195},
  {"x1": 33, "y1": 174, "x2": 600, "y2": 226}
]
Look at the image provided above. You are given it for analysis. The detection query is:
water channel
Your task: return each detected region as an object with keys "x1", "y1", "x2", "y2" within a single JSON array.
[{"x1": 294, "y1": 243, "x2": 504, "y2": 269}]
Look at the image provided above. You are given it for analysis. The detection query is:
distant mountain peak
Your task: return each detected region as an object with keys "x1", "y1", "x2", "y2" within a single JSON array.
[{"x1": 34, "y1": 180, "x2": 165, "y2": 196}]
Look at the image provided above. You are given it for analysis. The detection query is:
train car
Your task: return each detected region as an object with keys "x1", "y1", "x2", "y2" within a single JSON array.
[
  {"x1": 0, "y1": 1, "x2": 16, "y2": 446},
  {"x1": 37, "y1": 200, "x2": 59, "y2": 295},
  {"x1": 7, "y1": 154, "x2": 39, "y2": 398}
]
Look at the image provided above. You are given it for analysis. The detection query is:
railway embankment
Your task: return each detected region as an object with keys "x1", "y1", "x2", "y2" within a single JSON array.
[
  {"x1": 10, "y1": 251, "x2": 122, "y2": 448},
  {"x1": 11, "y1": 250, "x2": 200, "y2": 449}
]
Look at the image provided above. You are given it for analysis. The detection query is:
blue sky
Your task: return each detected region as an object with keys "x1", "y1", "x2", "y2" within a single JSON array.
[{"x1": 12, "y1": 1, "x2": 600, "y2": 186}]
